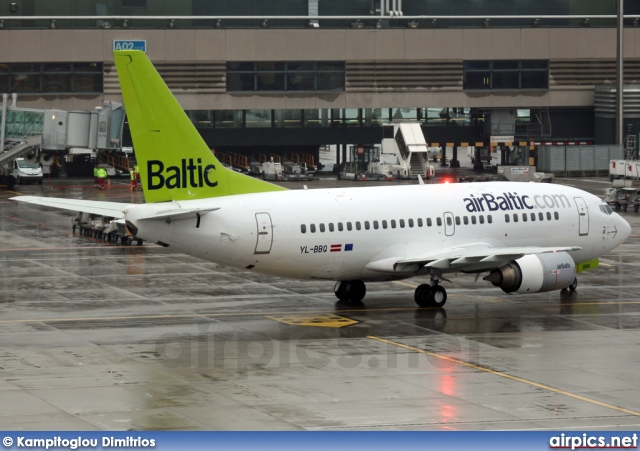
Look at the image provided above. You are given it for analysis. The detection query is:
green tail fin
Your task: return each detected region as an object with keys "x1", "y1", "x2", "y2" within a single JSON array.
[{"x1": 113, "y1": 50, "x2": 287, "y2": 203}]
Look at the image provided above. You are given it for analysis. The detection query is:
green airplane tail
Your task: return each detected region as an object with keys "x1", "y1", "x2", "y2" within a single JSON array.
[{"x1": 113, "y1": 50, "x2": 286, "y2": 203}]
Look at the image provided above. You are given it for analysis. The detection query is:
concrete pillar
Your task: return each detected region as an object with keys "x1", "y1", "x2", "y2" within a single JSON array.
[{"x1": 450, "y1": 145, "x2": 460, "y2": 168}]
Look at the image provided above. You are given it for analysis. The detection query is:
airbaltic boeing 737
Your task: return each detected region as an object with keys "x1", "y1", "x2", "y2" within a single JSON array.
[{"x1": 11, "y1": 51, "x2": 632, "y2": 307}]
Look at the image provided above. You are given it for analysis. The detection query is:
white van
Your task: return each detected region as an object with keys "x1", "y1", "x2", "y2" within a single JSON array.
[{"x1": 12, "y1": 158, "x2": 43, "y2": 184}]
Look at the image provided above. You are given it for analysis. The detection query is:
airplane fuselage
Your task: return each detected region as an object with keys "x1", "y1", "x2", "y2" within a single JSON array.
[{"x1": 124, "y1": 181, "x2": 629, "y2": 282}]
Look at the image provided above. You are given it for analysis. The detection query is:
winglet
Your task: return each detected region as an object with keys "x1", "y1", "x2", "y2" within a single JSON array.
[{"x1": 113, "y1": 50, "x2": 287, "y2": 203}]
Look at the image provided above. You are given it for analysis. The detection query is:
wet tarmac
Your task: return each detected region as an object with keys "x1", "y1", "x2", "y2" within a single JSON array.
[{"x1": 1, "y1": 172, "x2": 640, "y2": 431}]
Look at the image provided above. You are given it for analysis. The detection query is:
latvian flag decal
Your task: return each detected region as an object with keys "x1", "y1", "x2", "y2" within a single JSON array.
[{"x1": 330, "y1": 244, "x2": 354, "y2": 252}]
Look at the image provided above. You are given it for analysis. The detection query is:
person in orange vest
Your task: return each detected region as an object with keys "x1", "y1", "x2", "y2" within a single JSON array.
[{"x1": 96, "y1": 167, "x2": 107, "y2": 190}]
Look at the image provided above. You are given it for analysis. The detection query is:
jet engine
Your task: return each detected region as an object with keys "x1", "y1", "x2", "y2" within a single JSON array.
[{"x1": 483, "y1": 252, "x2": 576, "y2": 294}]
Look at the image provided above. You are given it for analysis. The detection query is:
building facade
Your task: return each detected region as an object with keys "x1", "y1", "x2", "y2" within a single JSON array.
[{"x1": 1, "y1": 0, "x2": 639, "y2": 161}]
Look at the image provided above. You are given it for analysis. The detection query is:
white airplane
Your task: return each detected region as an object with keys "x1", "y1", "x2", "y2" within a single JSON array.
[{"x1": 11, "y1": 51, "x2": 632, "y2": 308}]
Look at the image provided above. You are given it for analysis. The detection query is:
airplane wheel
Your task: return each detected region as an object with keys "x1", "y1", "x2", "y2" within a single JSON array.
[
  {"x1": 429, "y1": 285, "x2": 447, "y2": 308},
  {"x1": 414, "y1": 284, "x2": 431, "y2": 307},
  {"x1": 345, "y1": 280, "x2": 366, "y2": 303},
  {"x1": 334, "y1": 281, "x2": 349, "y2": 301},
  {"x1": 568, "y1": 277, "x2": 578, "y2": 291}
]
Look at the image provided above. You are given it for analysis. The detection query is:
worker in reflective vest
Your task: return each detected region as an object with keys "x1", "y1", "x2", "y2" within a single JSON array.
[
  {"x1": 130, "y1": 167, "x2": 136, "y2": 190},
  {"x1": 93, "y1": 165, "x2": 99, "y2": 187},
  {"x1": 97, "y1": 167, "x2": 108, "y2": 190},
  {"x1": 134, "y1": 165, "x2": 141, "y2": 190}
]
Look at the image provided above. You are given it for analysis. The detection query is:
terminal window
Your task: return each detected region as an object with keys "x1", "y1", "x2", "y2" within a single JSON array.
[
  {"x1": 227, "y1": 61, "x2": 345, "y2": 92},
  {"x1": 0, "y1": 62, "x2": 103, "y2": 94},
  {"x1": 463, "y1": 60, "x2": 548, "y2": 91}
]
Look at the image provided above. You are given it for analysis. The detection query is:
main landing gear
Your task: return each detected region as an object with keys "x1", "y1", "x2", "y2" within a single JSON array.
[
  {"x1": 414, "y1": 282, "x2": 447, "y2": 308},
  {"x1": 562, "y1": 277, "x2": 578, "y2": 292},
  {"x1": 334, "y1": 280, "x2": 366, "y2": 306}
]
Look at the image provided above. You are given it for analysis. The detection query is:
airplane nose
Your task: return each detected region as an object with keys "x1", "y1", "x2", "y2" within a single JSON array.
[{"x1": 619, "y1": 216, "x2": 632, "y2": 241}]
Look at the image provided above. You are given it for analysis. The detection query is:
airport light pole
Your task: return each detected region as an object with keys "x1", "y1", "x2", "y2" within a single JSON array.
[{"x1": 616, "y1": 0, "x2": 624, "y2": 145}]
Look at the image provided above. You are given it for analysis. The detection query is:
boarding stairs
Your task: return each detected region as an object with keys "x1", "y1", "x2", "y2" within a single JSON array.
[
  {"x1": 409, "y1": 152, "x2": 425, "y2": 178},
  {"x1": 0, "y1": 134, "x2": 42, "y2": 167}
]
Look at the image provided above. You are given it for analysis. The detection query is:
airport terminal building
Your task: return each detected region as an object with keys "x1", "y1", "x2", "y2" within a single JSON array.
[{"x1": 1, "y1": 0, "x2": 640, "y2": 164}]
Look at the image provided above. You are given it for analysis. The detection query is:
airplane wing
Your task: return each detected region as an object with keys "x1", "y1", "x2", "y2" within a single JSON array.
[
  {"x1": 365, "y1": 244, "x2": 582, "y2": 273},
  {"x1": 137, "y1": 207, "x2": 220, "y2": 222},
  {"x1": 9, "y1": 196, "x2": 129, "y2": 218}
]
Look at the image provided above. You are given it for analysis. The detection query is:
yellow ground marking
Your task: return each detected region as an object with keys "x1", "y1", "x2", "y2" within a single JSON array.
[
  {"x1": 393, "y1": 281, "x2": 419, "y2": 288},
  {"x1": 266, "y1": 314, "x2": 358, "y2": 328},
  {"x1": 367, "y1": 335, "x2": 640, "y2": 417}
]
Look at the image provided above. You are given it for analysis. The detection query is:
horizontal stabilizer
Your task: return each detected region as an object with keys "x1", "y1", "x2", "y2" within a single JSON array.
[{"x1": 10, "y1": 196, "x2": 128, "y2": 218}]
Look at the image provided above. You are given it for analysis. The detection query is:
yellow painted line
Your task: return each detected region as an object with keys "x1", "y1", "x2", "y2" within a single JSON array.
[
  {"x1": 267, "y1": 314, "x2": 358, "y2": 328},
  {"x1": 367, "y1": 335, "x2": 640, "y2": 417},
  {"x1": 0, "y1": 308, "x2": 415, "y2": 324},
  {"x1": 392, "y1": 280, "x2": 419, "y2": 289}
]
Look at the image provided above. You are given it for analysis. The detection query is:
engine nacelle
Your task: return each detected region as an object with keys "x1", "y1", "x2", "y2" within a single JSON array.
[{"x1": 484, "y1": 252, "x2": 576, "y2": 294}]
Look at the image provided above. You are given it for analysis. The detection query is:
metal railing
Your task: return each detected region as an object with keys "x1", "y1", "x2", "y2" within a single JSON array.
[{"x1": 0, "y1": 14, "x2": 639, "y2": 29}]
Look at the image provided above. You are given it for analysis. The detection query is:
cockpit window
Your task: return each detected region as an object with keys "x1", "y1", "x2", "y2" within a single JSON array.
[{"x1": 600, "y1": 204, "x2": 614, "y2": 215}]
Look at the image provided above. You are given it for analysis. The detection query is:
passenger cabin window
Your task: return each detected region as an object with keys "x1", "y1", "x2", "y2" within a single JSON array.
[
  {"x1": 347, "y1": 222, "x2": 353, "y2": 231},
  {"x1": 446, "y1": 217, "x2": 452, "y2": 226},
  {"x1": 399, "y1": 219, "x2": 405, "y2": 228},
  {"x1": 504, "y1": 214, "x2": 510, "y2": 223},
  {"x1": 417, "y1": 218, "x2": 423, "y2": 227},
  {"x1": 319, "y1": 223, "x2": 325, "y2": 232},
  {"x1": 546, "y1": 212, "x2": 551, "y2": 220},
  {"x1": 513, "y1": 214, "x2": 518, "y2": 222},
  {"x1": 554, "y1": 212, "x2": 559, "y2": 220},
  {"x1": 479, "y1": 215, "x2": 485, "y2": 224},
  {"x1": 472, "y1": 216, "x2": 477, "y2": 224},
  {"x1": 382, "y1": 220, "x2": 388, "y2": 229},
  {"x1": 310, "y1": 224, "x2": 316, "y2": 233},
  {"x1": 301, "y1": 224, "x2": 307, "y2": 233},
  {"x1": 364, "y1": 221, "x2": 370, "y2": 230},
  {"x1": 391, "y1": 219, "x2": 397, "y2": 229},
  {"x1": 373, "y1": 220, "x2": 379, "y2": 229},
  {"x1": 463, "y1": 216, "x2": 469, "y2": 225},
  {"x1": 522, "y1": 214, "x2": 527, "y2": 222},
  {"x1": 539, "y1": 212, "x2": 544, "y2": 221},
  {"x1": 338, "y1": 222, "x2": 344, "y2": 231},
  {"x1": 408, "y1": 218, "x2": 414, "y2": 228},
  {"x1": 530, "y1": 213, "x2": 535, "y2": 221},
  {"x1": 436, "y1": 218, "x2": 442, "y2": 227},
  {"x1": 427, "y1": 218, "x2": 433, "y2": 227},
  {"x1": 488, "y1": 215, "x2": 492, "y2": 224},
  {"x1": 329, "y1": 223, "x2": 335, "y2": 232},
  {"x1": 356, "y1": 221, "x2": 361, "y2": 230}
]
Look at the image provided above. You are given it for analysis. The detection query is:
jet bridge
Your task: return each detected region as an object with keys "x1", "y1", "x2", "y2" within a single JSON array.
[{"x1": 0, "y1": 94, "x2": 125, "y2": 176}]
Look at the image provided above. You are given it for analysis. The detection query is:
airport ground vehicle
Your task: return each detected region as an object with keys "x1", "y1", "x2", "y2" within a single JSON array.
[{"x1": 12, "y1": 158, "x2": 43, "y2": 184}]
